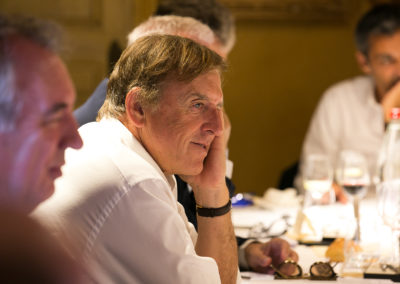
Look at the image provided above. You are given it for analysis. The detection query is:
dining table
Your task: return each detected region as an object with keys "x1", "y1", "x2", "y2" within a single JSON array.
[{"x1": 231, "y1": 188, "x2": 398, "y2": 283}]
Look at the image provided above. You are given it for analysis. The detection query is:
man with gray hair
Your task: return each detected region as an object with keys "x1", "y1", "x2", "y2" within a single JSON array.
[
  {"x1": 35, "y1": 34, "x2": 239, "y2": 283},
  {"x1": 155, "y1": 0, "x2": 236, "y2": 58},
  {"x1": 0, "y1": 13, "x2": 84, "y2": 283},
  {"x1": 73, "y1": 14, "x2": 297, "y2": 275},
  {"x1": 0, "y1": 13, "x2": 82, "y2": 213}
]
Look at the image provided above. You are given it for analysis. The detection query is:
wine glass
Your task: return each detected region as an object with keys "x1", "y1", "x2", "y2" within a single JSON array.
[
  {"x1": 336, "y1": 150, "x2": 370, "y2": 242},
  {"x1": 302, "y1": 154, "x2": 333, "y2": 206}
]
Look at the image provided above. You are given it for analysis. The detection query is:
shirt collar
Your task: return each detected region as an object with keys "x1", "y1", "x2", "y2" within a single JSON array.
[{"x1": 99, "y1": 117, "x2": 177, "y2": 195}]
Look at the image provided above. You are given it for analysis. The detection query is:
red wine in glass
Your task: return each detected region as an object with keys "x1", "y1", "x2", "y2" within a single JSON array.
[{"x1": 342, "y1": 184, "x2": 367, "y2": 197}]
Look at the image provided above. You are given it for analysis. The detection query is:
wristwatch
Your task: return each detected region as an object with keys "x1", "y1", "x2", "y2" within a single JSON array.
[{"x1": 196, "y1": 200, "x2": 231, "y2": 217}]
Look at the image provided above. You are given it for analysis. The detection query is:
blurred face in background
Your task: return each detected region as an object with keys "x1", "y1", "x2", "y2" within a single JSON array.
[
  {"x1": 0, "y1": 37, "x2": 82, "y2": 213},
  {"x1": 357, "y1": 30, "x2": 400, "y2": 102}
]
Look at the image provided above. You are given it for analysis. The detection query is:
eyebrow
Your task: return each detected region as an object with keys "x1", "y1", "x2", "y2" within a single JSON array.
[
  {"x1": 374, "y1": 53, "x2": 395, "y2": 60},
  {"x1": 43, "y1": 102, "x2": 68, "y2": 119},
  {"x1": 187, "y1": 93, "x2": 224, "y2": 108}
]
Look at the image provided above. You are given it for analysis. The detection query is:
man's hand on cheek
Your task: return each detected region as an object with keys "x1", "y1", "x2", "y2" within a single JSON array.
[
  {"x1": 180, "y1": 134, "x2": 228, "y2": 207},
  {"x1": 182, "y1": 135, "x2": 225, "y2": 186}
]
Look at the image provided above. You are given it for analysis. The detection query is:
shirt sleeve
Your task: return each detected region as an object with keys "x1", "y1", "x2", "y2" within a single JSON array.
[{"x1": 237, "y1": 238, "x2": 258, "y2": 270}]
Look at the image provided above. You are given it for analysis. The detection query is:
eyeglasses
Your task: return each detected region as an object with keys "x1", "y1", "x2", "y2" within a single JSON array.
[{"x1": 270, "y1": 259, "x2": 337, "y2": 280}]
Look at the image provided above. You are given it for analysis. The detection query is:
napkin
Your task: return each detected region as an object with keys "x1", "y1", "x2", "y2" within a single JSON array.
[{"x1": 253, "y1": 187, "x2": 301, "y2": 210}]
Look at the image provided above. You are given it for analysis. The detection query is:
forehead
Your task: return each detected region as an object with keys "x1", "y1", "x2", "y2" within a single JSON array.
[
  {"x1": 160, "y1": 69, "x2": 223, "y2": 102},
  {"x1": 368, "y1": 30, "x2": 400, "y2": 54},
  {"x1": 11, "y1": 37, "x2": 75, "y2": 112}
]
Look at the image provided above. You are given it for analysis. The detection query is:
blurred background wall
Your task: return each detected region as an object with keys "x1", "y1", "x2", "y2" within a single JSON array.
[{"x1": 0, "y1": 0, "x2": 381, "y2": 195}]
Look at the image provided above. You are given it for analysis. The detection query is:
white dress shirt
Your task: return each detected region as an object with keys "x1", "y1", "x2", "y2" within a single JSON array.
[
  {"x1": 296, "y1": 76, "x2": 385, "y2": 192},
  {"x1": 33, "y1": 118, "x2": 238, "y2": 284}
]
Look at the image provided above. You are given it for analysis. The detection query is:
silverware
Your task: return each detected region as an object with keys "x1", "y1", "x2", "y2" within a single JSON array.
[{"x1": 248, "y1": 214, "x2": 291, "y2": 238}]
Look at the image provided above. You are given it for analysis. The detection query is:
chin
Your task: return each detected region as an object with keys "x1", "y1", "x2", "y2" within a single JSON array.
[
  {"x1": 192, "y1": 162, "x2": 205, "y2": 174},
  {"x1": 180, "y1": 163, "x2": 203, "y2": 176},
  {"x1": 40, "y1": 182, "x2": 56, "y2": 202}
]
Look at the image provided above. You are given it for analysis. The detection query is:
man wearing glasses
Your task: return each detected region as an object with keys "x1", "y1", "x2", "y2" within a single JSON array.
[{"x1": 297, "y1": 4, "x2": 400, "y2": 199}]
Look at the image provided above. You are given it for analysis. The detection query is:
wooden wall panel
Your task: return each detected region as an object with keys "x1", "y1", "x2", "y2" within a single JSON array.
[{"x1": 0, "y1": 0, "x2": 138, "y2": 106}]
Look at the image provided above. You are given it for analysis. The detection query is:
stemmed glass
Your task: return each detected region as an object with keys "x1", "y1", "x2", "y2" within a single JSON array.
[
  {"x1": 302, "y1": 154, "x2": 333, "y2": 207},
  {"x1": 336, "y1": 150, "x2": 370, "y2": 242}
]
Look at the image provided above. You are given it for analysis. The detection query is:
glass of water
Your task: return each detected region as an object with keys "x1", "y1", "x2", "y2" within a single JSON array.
[{"x1": 302, "y1": 154, "x2": 333, "y2": 206}]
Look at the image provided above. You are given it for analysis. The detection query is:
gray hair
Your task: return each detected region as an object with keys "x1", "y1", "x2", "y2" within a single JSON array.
[
  {"x1": 155, "y1": 0, "x2": 236, "y2": 54},
  {"x1": 127, "y1": 15, "x2": 215, "y2": 47},
  {"x1": 0, "y1": 14, "x2": 62, "y2": 132}
]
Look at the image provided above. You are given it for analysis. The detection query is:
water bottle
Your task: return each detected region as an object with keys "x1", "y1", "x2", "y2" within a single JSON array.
[
  {"x1": 376, "y1": 108, "x2": 400, "y2": 184},
  {"x1": 376, "y1": 108, "x2": 400, "y2": 265}
]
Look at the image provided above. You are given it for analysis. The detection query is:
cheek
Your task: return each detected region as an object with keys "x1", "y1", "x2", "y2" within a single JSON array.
[
  {"x1": 14, "y1": 132, "x2": 58, "y2": 171},
  {"x1": 6, "y1": 133, "x2": 56, "y2": 202},
  {"x1": 170, "y1": 121, "x2": 199, "y2": 148},
  {"x1": 371, "y1": 68, "x2": 391, "y2": 89},
  {"x1": 375, "y1": 66, "x2": 397, "y2": 81},
  {"x1": 152, "y1": 113, "x2": 187, "y2": 140}
]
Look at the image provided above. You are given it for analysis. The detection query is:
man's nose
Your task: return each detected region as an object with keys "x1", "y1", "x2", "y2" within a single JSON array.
[
  {"x1": 60, "y1": 113, "x2": 83, "y2": 150},
  {"x1": 202, "y1": 108, "x2": 223, "y2": 136}
]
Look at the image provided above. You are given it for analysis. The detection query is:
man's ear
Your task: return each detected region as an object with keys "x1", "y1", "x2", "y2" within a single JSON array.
[
  {"x1": 125, "y1": 87, "x2": 145, "y2": 127},
  {"x1": 355, "y1": 51, "x2": 371, "y2": 74}
]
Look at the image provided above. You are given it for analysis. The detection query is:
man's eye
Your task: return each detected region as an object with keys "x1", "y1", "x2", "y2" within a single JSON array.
[
  {"x1": 41, "y1": 114, "x2": 64, "y2": 127},
  {"x1": 193, "y1": 103, "x2": 203, "y2": 109},
  {"x1": 380, "y1": 57, "x2": 395, "y2": 65}
]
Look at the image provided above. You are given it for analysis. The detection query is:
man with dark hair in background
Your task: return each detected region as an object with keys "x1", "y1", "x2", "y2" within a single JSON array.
[{"x1": 296, "y1": 4, "x2": 400, "y2": 199}]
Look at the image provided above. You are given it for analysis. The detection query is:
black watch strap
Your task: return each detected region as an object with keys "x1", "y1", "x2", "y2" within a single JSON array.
[{"x1": 196, "y1": 200, "x2": 231, "y2": 217}]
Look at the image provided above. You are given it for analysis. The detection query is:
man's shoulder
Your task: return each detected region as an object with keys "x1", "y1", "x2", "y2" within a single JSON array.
[
  {"x1": 325, "y1": 75, "x2": 372, "y2": 95},
  {"x1": 71, "y1": 121, "x2": 165, "y2": 187},
  {"x1": 33, "y1": 120, "x2": 172, "y2": 258},
  {"x1": 321, "y1": 75, "x2": 372, "y2": 102}
]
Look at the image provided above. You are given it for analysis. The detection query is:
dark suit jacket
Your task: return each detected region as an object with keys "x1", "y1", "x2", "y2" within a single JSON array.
[{"x1": 74, "y1": 78, "x2": 108, "y2": 126}]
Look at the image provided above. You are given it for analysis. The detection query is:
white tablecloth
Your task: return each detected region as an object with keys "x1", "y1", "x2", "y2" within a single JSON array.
[{"x1": 233, "y1": 193, "x2": 395, "y2": 283}]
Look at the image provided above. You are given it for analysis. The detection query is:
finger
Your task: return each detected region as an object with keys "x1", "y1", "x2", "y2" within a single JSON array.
[
  {"x1": 288, "y1": 250, "x2": 299, "y2": 262},
  {"x1": 251, "y1": 256, "x2": 273, "y2": 274},
  {"x1": 269, "y1": 238, "x2": 291, "y2": 262},
  {"x1": 252, "y1": 247, "x2": 272, "y2": 267}
]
